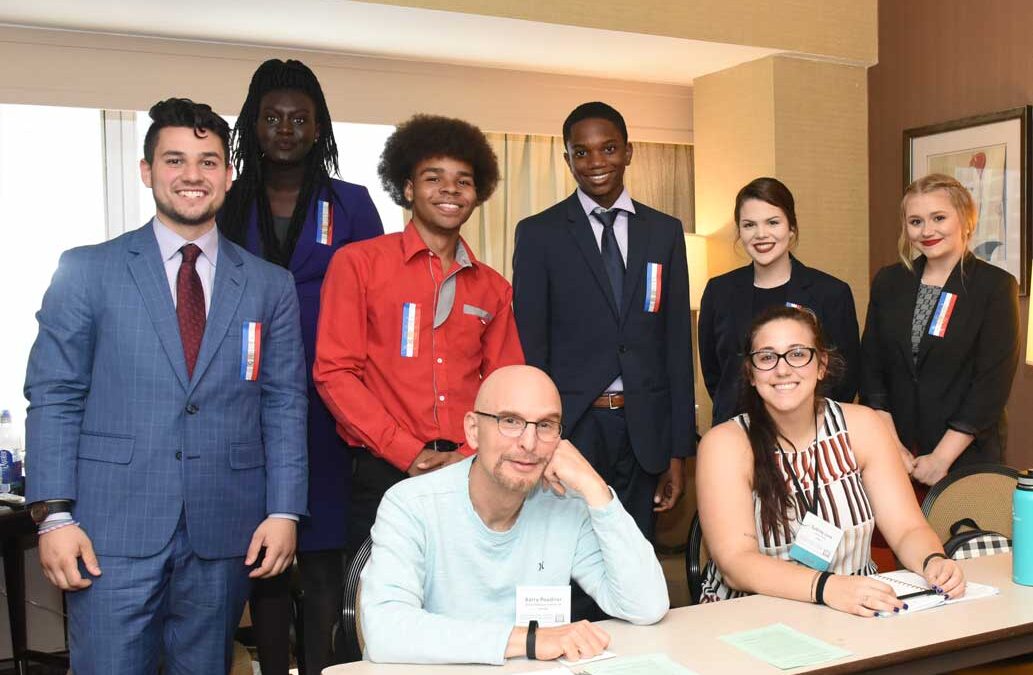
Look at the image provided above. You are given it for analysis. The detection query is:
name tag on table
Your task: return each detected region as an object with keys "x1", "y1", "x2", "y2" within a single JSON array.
[
  {"x1": 789, "y1": 512, "x2": 843, "y2": 572},
  {"x1": 516, "y1": 585, "x2": 570, "y2": 627}
]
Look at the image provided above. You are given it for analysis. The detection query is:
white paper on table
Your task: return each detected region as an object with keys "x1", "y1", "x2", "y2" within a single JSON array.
[{"x1": 559, "y1": 649, "x2": 617, "y2": 667}]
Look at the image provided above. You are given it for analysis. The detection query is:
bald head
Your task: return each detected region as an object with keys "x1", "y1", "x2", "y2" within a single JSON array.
[{"x1": 475, "y1": 365, "x2": 561, "y2": 414}]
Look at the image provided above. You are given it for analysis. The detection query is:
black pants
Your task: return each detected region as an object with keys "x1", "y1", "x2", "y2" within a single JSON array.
[
  {"x1": 346, "y1": 449, "x2": 410, "y2": 555},
  {"x1": 250, "y1": 548, "x2": 348, "y2": 674},
  {"x1": 568, "y1": 407, "x2": 661, "y2": 621}
]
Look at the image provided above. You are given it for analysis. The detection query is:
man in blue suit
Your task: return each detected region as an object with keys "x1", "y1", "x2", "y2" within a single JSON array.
[
  {"x1": 24, "y1": 98, "x2": 308, "y2": 674},
  {"x1": 512, "y1": 102, "x2": 694, "y2": 543}
]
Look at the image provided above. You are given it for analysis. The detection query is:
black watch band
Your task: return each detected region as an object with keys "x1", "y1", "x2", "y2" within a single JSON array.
[
  {"x1": 526, "y1": 620, "x2": 538, "y2": 660},
  {"x1": 29, "y1": 500, "x2": 73, "y2": 525}
]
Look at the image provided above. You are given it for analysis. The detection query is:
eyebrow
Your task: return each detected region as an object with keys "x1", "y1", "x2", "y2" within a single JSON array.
[
  {"x1": 496, "y1": 409, "x2": 561, "y2": 421},
  {"x1": 419, "y1": 166, "x2": 474, "y2": 178}
]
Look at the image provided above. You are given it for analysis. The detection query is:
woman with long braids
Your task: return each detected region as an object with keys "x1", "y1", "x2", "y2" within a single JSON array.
[
  {"x1": 695, "y1": 306, "x2": 963, "y2": 616},
  {"x1": 221, "y1": 58, "x2": 384, "y2": 673}
]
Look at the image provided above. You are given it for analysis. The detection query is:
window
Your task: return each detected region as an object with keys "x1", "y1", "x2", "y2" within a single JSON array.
[{"x1": 0, "y1": 104, "x2": 106, "y2": 429}]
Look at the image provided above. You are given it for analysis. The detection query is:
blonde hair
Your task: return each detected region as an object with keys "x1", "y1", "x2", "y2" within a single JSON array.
[{"x1": 897, "y1": 173, "x2": 977, "y2": 270}]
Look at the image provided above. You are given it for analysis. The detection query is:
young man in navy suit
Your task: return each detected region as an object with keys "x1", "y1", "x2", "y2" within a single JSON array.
[
  {"x1": 25, "y1": 99, "x2": 308, "y2": 674},
  {"x1": 512, "y1": 102, "x2": 694, "y2": 541}
]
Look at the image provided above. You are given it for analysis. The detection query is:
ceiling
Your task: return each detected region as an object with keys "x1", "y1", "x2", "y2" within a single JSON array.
[{"x1": 0, "y1": 0, "x2": 780, "y2": 86}]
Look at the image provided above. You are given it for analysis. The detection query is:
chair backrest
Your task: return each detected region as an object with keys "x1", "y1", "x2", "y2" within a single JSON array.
[
  {"x1": 337, "y1": 536, "x2": 373, "y2": 663},
  {"x1": 684, "y1": 511, "x2": 710, "y2": 605},
  {"x1": 921, "y1": 463, "x2": 1019, "y2": 543}
]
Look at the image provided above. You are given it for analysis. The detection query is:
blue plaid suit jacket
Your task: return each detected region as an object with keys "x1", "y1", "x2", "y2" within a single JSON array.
[{"x1": 25, "y1": 223, "x2": 308, "y2": 559}]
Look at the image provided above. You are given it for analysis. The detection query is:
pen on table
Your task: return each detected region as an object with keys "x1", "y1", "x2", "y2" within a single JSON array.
[{"x1": 897, "y1": 588, "x2": 939, "y2": 600}]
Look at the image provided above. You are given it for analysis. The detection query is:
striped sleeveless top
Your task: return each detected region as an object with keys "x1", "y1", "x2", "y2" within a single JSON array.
[{"x1": 700, "y1": 400, "x2": 877, "y2": 603}]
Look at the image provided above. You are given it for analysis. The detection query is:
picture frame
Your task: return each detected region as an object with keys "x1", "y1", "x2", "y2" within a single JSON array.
[{"x1": 903, "y1": 106, "x2": 1032, "y2": 294}]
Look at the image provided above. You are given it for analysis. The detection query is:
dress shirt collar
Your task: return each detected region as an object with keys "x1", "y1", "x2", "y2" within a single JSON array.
[
  {"x1": 401, "y1": 219, "x2": 477, "y2": 270},
  {"x1": 152, "y1": 216, "x2": 219, "y2": 267},
  {"x1": 576, "y1": 187, "x2": 636, "y2": 219}
]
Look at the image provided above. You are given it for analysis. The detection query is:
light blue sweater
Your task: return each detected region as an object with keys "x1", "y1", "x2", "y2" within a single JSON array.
[{"x1": 360, "y1": 457, "x2": 670, "y2": 664}]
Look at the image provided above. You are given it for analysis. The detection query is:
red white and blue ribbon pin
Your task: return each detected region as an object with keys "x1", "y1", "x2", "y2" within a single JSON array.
[
  {"x1": 928, "y1": 291, "x2": 958, "y2": 338},
  {"x1": 240, "y1": 321, "x2": 263, "y2": 381},
  {"x1": 643, "y1": 262, "x2": 663, "y2": 312}
]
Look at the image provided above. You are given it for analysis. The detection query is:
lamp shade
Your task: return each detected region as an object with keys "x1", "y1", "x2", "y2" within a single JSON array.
[
  {"x1": 1027, "y1": 272, "x2": 1033, "y2": 365},
  {"x1": 684, "y1": 233, "x2": 708, "y2": 311}
]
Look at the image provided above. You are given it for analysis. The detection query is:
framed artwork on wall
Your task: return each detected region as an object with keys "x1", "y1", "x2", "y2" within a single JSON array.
[{"x1": 904, "y1": 106, "x2": 1032, "y2": 294}]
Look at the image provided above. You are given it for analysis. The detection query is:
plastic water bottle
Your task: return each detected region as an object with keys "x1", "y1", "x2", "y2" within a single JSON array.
[
  {"x1": 1013, "y1": 469, "x2": 1033, "y2": 585},
  {"x1": 0, "y1": 410, "x2": 23, "y2": 495}
]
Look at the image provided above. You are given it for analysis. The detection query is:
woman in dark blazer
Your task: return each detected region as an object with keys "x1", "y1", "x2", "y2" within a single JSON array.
[
  {"x1": 861, "y1": 173, "x2": 1019, "y2": 487},
  {"x1": 699, "y1": 177, "x2": 860, "y2": 425},
  {"x1": 220, "y1": 59, "x2": 384, "y2": 674}
]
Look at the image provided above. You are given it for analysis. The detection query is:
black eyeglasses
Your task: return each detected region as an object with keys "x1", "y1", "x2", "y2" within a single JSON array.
[
  {"x1": 748, "y1": 347, "x2": 817, "y2": 371},
  {"x1": 474, "y1": 411, "x2": 563, "y2": 442}
]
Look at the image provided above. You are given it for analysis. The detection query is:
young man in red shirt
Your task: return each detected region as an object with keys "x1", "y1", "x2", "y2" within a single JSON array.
[{"x1": 314, "y1": 115, "x2": 524, "y2": 555}]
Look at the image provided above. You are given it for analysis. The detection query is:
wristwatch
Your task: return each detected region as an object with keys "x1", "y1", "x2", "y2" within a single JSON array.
[{"x1": 29, "y1": 500, "x2": 73, "y2": 525}]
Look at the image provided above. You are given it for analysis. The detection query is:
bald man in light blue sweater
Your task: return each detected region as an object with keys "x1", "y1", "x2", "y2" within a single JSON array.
[{"x1": 360, "y1": 365, "x2": 669, "y2": 665}]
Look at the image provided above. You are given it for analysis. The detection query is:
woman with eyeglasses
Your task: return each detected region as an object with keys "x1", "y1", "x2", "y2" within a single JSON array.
[
  {"x1": 860, "y1": 174, "x2": 1019, "y2": 489},
  {"x1": 695, "y1": 305, "x2": 963, "y2": 615},
  {"x1": 699, "y1": 177, "x2": 860, "y2": 426}
]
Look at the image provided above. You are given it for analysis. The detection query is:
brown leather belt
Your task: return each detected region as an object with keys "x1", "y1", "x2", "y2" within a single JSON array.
[{"x1": 591, "y1": 392, "x2": 625, "y2": 409}]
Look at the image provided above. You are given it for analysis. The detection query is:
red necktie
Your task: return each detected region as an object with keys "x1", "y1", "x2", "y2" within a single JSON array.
[{"x1": 177, "y1": 244, "x2": 206, "y2": 378}]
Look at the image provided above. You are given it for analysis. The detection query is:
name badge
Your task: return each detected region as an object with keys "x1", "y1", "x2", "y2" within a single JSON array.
[
  {"x1": 240, "y1": 321, "x2": 263, "y2": 381},
  {"x1": 515, "y1": 585, "x2": 570, "y2": 627},
  {"x1": 643, "y1": 262, "x2": 663, "y2": 312},
  {"x1": 928, "y1": 291, "x2": 958, "y2": 338},
  {"x1": 316, "y1": 199, "x2": 333, "y2": 245},
  {"x1": 789, "y1": 512, "x2": 843, "y2": 571}
]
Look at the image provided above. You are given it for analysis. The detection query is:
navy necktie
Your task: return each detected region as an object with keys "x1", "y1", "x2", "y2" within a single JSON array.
[{"x1": 594, "y1": 207, "x2": 625, "y2": 311}]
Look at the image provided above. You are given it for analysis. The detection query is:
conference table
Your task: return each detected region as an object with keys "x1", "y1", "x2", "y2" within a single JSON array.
[{"x1": 325, "y1": 553, "x2": 1033, "y2": 674}]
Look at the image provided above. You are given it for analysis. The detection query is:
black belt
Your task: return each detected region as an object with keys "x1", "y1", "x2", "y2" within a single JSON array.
[{"x1": 423, "y1": 439, "x2": 460, "y2": 452}]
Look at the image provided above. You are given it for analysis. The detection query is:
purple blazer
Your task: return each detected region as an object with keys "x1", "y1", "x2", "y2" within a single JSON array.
[{"x1": 241, "y1": 179, "x2": 384, "y2": 551}]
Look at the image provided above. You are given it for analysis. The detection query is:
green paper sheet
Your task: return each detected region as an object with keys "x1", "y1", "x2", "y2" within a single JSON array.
[{"x1": 719, "y1": 623, "x2": 851, "y2": 669}]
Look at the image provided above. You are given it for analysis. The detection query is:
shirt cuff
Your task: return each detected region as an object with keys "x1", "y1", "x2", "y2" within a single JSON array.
[
  {"x1": 37, "y1": 512, "x2": 74, "y2": 535},
  {"x1": 268, "y1": 513, "x2": 300, "y2": 521}
]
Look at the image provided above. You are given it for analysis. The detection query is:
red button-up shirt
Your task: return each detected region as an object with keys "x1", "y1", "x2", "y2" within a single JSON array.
[{"x1": 314, "y1": 222, "x2": 524, "y2": 471}]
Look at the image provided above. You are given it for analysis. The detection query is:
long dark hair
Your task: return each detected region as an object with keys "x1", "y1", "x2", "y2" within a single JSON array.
[
  {"x1": 738, "y1": 305, "x2": 844, "y2": 539},
  {"x1": 220, "y1": 59, "x2": 339, "y2": 266}
]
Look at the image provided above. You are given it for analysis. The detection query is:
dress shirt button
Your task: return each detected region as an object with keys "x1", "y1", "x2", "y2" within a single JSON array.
[
  {"x1": 185, "y1": 403, "x2": 199, "y2": 415},
  {"x1": 438, "y1": 395, "x2": 445, "y2": 402},
  {"x1": 618, "y1": 345, "x2": 627, "y2": 354},
  {"x1": 436, "y1": 357, "x2": 443, "y2": 364},
  {"x1": 175, "y1": 451, "x2": 182, "y2": 460}
]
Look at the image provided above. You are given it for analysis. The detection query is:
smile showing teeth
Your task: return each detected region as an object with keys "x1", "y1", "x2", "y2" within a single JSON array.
[
  {"x1": 177, "y1": 190, "x2": 205, "y2": 199},
  {"x1": 436, "y1": 203, "x2": 460, "y2": 212},
  {"x1": 587, "y1": 173, "x2": 611, "y2": 183},
  {"x1": 773, "y1": 382, "x2": 798, "y2": 390},
  {"x1": 754, "y1": 242, "x2": 775, "y2": 251}
]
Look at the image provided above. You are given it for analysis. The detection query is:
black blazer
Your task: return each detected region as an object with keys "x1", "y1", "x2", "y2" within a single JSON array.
[
  {"x1": 512, "y1": 192, "x2": 695, "y2": 473},
  {"x1": 860, "y1": 254, "x2": 1019, "y2": 463},
  {"x1": 698, "y1": 256, "x2": 861, "y2": 425}
]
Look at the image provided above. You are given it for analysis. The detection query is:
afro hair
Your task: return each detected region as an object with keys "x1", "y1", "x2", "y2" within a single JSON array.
[{"x1": 378, "y1": 114, "x2": 499, "y2": 208}]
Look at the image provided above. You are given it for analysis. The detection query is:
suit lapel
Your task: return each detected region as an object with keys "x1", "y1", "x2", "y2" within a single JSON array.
[
  {"x1": 731, "y1": 265, "x2": 754, "y2": 351},
  {"x1": 188, "y1": 236, "x2": 246, "y2": 392},
  {"x1": 620, "y1": 205, "x2": 652, "y2": 323},
  {"x1": 564, "y1": 195, "x2": 620, "y2": 320},
  {"x1": 915, "y1": 255, "x2": 965, "y2": 371},
  {"x1": 126, "y1": 223, "x2": 190, "y2": 390},
  {"x1": 288, "y1": 184, "x2": 327, "y2": 274},
  {"x1": 785, "y1": 256, "x2": 815, "y2": 309}
]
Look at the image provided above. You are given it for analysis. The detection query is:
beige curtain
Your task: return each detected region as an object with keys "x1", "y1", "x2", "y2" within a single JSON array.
[{"x1": 463, "y1": 133, "x2": 694, "y2": 280}]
